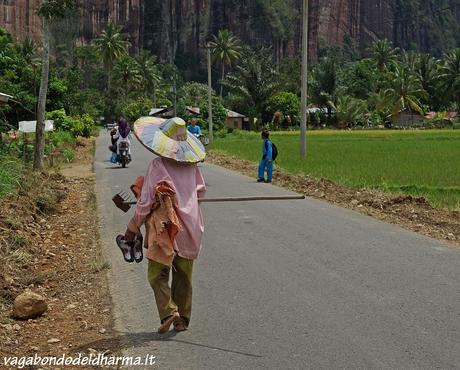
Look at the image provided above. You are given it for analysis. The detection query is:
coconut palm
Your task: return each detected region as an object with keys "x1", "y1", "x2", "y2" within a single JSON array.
[
  {"x1": 34, "y1": 0, "x2": 73, "y2": 170},
  {"x1": 112, "y1": 55, "x2": 142, "y2": 97},
  {"x1": 369, "y1": 39, "x2": 399, "y2": 72},
  {"x1": 135, "y1": 50, "x2": 161, "y2": 105},
  {"x1": 439, "y1": 48, "x2": 460, "y2": 114},
  {"x1": 95, "y1": 23, "x2": 130, "y2": 91},
  {"x1": 382, "y1": 65, "x2": 427, "y2": 119},
  {"x1": 222, "y1": 47, "x2": 278, "y2": 119},
  {"x1": 415, "y1": 53, "x2": 441, "y2": 108},
  {"x1": 208, "y1": 30, "x2": 242, "y2": 97}
]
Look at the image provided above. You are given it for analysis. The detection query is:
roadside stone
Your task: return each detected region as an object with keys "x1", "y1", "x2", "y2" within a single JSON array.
[
  {"x1": 13, "y1": 323, "x2": 21, "y2": 331},
  {"x1": 47, "y1": 338, "x2": 60, "y2": 344},
  {"x1": 3, "y1": 324, "x2": 14, "y2": 331},
  {"x1": 99, "y1": 328, "x2": 106, "y2": 334},
  {"x1": 31, "y1": 346, "x2": 39, "y2": 351},
  {"x1": 13, "y1": 291, "x2": 48, "y2": 319}
]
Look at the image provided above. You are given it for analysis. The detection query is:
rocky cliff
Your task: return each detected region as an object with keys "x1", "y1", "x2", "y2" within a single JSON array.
[
  {"x1": 0, "y1": 0, "x2": 143, "y2": 50},
  {"x1": 1, "y1": 0, "x2": 459, "y2": 65}
]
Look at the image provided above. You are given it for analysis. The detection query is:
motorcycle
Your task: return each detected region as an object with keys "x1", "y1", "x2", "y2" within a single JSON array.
[
  {"x1": 117, "y1": 142, "x2": 131, "y2": 168},
  {"x1": 194, "y1": 134, "x2": 209, "y2": 146}
]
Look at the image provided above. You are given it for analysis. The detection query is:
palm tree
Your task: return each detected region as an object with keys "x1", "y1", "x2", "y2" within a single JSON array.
[
  {"x1": 415, "y1": 53, "x2": 441, "y2": 109},
  {"x1": 135, "y1": 50, "x2": 162, "y2": 105},
  {"x1": 208, "y1": 30, "x2": 241, "y2": 97},
  {"x1": 95, "y1": 23, "x2": 130, "y2": 91},
  {"x1": 382, "y1": 65, "x2": 427, "y2": 120},
  {"x1": 330, "y1": 96, "x2": 367, "y2": 128},
  {"x1": 112, "y1": 55, "x2": 142, "y2": 97},
  {"x1": 369, "y1": 39, "x2": 399, "y2": 72},
  {"x1": 223, "y1": 47, "x2": 278, "y2": 120},
  {"x1": 439, "y1": 48, "x2": 460, "y2": 114},
  {"x1": 16, "y1": 37, "x2": 37, "y2": 63},
  {"x1": 34, "y1": 0, "x2": 73, "y2": 170}
]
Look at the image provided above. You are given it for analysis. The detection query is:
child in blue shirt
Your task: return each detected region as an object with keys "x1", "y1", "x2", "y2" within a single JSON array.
[
  {"x1": 257, "y1": 130, "x2": 273, "y2": 183},
  {"x1": 187, "y1": 118, "x2": 202, "y2": 136}
]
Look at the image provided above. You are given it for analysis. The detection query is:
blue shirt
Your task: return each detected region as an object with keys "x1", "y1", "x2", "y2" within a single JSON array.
[
  {"x1": 187, "y1": 125, "x2": 202, "y2": 136},
  {"x1": 262, "y1": 139, "x2": 273, "y2": 161}
]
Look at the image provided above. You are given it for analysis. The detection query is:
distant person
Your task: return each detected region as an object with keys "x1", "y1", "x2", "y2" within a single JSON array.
[
  {"x1": 257, "y1": 130, "x2": 273, "y2": 183},
  {"x1": 109, "y1": 118, "x2": 132, "y2": 163},
  {"x1": 187, "y1": 118, "x2": 202, "y2": 136}
]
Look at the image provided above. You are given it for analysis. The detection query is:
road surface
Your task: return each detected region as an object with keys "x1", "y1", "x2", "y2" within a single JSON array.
[{"x1": 94, "y1": 130, "x2": 460, "y2": 369}]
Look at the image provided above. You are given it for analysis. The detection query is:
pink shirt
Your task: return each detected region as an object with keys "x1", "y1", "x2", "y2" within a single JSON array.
[{"x1": 131, "y1": 157, "x2": 206, "y2": 260}]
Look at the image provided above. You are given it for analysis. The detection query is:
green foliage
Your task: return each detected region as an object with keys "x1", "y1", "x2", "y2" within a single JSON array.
[
  {"x1": 38, "y1": 0, "x2": 74, "y2": 19},
  {"x1": 265, "y1": 92, "x2": 300, "y2": 123},
  {"x1": 368, "y1": 39, "x2": 399, "y2": 72},
  {"x1": 330, "y1": 96, "x2": 367, "y2": 128},
  {"x1": 223, "y1": 47, "x2": 279, "y2": 120},
  {"x1": 209, "y1": 30, "x2": 242, "y2": 95},
  {"x1": 209, "y1": 30, "x2": 242, "y2": 66},
  {"x1": 439, "y1": 48, "x2": 460, "y2": 114},
  {"x1": 52, "y1": 130, "x2": 75, "y2": 146},
  {"x1": 119, "y1": 97, "x2": 153, "y2": 123},
  {"x1": 310, "y1": 56, "x2": 338, "y2": 112},
  {"x1": 198, "y1": 97, "x2": 227, "y2": 130},
  {"x1": 382, "y1": 65, "x2": 427, "y2": 119},
  {"x1": 94, "y1": 23, "x2": 130, "y2": 71},
  {"x1": 46, "y1": 109, "x2": 94, "y2": 137}
]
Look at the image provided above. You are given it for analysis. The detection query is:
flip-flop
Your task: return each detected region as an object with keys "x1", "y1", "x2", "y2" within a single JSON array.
[
  {"x1": 116, "y1": 235, "x2": 134, "y2": 263},
  {"x1": 132, "y1": 233, "x2": 143, "y2": 263}
]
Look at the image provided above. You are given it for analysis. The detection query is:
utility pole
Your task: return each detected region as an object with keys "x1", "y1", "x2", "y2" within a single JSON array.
[
  {"x1": 300, "y1": 0, "x2": 308, "y2": 159},
  {"x1": 207, "y1": 44, "x2": 214, "y2": 144}
]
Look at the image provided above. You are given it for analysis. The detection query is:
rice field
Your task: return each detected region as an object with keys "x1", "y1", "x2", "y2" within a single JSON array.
[{"x1": 210, "y1": 129, "x2": 460, "y2": 210}]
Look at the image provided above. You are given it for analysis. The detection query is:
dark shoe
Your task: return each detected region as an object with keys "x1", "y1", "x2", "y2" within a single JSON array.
[
  {"x1": 264, "y1": 179, "x2": 272, "y2": 183},
  {"x1": 116, "y1": 235, "x2": 134, "y2": 263},
  {"x1": 132, "y1": 233, "x2": 143, "y2": 263},
  {"x1": 257, "y1": 178, "x2": 265, "y2": 183},
  {"x1": 158, "y1": 312, "x2": 180, "y2": 334},
  {"x1": 173, "y1": 316, "x2": 187, "y2": 332}
]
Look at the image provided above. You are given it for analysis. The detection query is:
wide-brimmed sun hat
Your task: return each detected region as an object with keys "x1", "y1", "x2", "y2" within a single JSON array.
[{"x1": 133, "y1": 116, "x2": 206, "y2": 163}]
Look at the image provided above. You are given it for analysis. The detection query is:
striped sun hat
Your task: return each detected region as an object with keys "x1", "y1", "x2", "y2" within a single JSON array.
[{"x1": 134, "y1": 116, "x2": 206, "y2": 163}]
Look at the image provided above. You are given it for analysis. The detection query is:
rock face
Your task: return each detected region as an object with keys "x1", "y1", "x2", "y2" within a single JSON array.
[
  {"x1": 0, "y1": 0, "x2": 143, "y2": 51},
  {"x1": 0, "y1": 0, "x2": 42, "y2": 43},
  {"x1": 1, "y1": 1, "x2": 459, "y2": 63},
  {"x1": 13, "y1": 291, "x2": 48, "y2": 319}
]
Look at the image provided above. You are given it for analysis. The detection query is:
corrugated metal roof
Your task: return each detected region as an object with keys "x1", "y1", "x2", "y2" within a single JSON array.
[{"x1": 226, "y1": 109, "x2": 245, "y2": 118}]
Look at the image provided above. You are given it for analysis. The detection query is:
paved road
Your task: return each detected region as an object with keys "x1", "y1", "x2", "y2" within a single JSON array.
[{"x1": 94, "y1": 130, "x2": 460, "y2": 369}]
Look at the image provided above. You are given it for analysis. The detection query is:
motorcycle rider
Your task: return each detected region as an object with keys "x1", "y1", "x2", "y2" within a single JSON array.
[
  {"x1": 187, "y1": 118, "x2": 202, "y2": 137},
  {"x1": 110, "y1": 118, "x2": 132, "y2": 163}
]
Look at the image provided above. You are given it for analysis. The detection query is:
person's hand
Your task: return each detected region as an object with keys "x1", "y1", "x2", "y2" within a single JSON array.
[{"x1": 124, "y1": 229, "x2": 136, "y2": 242}]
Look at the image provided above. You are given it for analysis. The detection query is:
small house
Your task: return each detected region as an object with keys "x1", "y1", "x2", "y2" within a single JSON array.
[
  {"x1": 226, "y1": 110, "x2": 247, "y2": 130},
  {"x1": 393, "y1": 108, "x2": 424, "y2": 127}
]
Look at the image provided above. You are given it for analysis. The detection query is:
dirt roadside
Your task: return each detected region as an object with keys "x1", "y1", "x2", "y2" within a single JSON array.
[
  {"x1": 207, "y1": 151, "x2": 460, "y2": 247},
  {"x1": 0, "y1": 139, "x2": 120, "y2": 369}
]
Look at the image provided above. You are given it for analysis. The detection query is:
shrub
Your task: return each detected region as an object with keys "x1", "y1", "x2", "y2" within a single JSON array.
[
  {"x1": 52, "y1": 131, "x2": 76, "y2": 147},
  {"x1": 46, "y1": 110, "x2": 94, "y2": 138}
]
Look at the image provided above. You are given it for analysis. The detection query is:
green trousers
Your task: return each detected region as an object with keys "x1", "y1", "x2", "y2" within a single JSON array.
[{"x1": 147, "y1": 256, "x2": 194, "y2": 326}]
